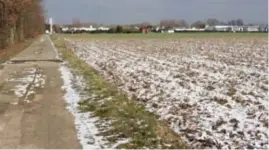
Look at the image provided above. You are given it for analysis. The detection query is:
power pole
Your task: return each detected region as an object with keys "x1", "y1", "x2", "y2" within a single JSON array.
[{"x1": 49, "y1": 17, "x2": 53, "y2": 34}]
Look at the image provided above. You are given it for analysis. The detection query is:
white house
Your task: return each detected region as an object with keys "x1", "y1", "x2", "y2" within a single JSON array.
[
  {"x1": 61, "y1": 27, "x2": 69, "y2": 32},
  {"x1": 231, "y1": 26, "x2": 244, "y2": 32},
  {"x1": 98, "y1": 26, "x2": 110, "y2": 31},
  {"x1": 83, "y1": 26, "x2": 97, "y2": 31},
  {"x1": 214, "y1": 25, "x2": 231, "y2": 32},
  {"x1": 205, "y1": 25, "x2": 246, "y2": 32},
  {"x1": 167, "y1": 30, "x2": 175, "y2": 33},
  {"x1": 244, "y1": 26, "x2": 259, "y2": 32},
  {"x1": 174, "y1": 27, "x2": 205, "y2": 32},
  {"x1": 205, "y1": 25, "x2": 215, "y2": 31}
]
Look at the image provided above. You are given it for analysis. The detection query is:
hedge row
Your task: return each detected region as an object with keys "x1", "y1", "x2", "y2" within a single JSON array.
[{"x1": 0, "y1": 0, "x2": 45, "y2": 49}]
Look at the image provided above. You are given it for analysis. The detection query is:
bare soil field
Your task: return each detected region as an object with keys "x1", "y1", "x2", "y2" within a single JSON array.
[{"x1": 64, "y1": 37, "x2": 268, "y2": 149}]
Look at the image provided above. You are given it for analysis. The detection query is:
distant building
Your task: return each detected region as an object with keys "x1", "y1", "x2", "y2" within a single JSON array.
[
  {"x1": 134, "y1": 26, "x2": 140, "y2": 30},
  {"x1": 205, "y1": 25, "x2": 215, "y2": 31},
  {"x1": 167, "y1": 30, "x2": 175, "y2": 33},
  {"x1": 231, "y1": 26, "x2": 244, "y2": 32},
  {"x1": 152, "y1": 26, "x2": 165, "y2": 33},
  {"x1": 174, "y1": 27, "x2": 205, "y2": 32},
  {"x1": 243, "y1": 26, "x2": 259, "y2": 32},
  {"x1": 264, "y1": 26, "x2": 268, "y2": 32},
  {"x1": 61, "y1": 27, "x2": 69, "y2": 32},
  {"x1": 82, "y1": 25, "x2": 97, "y2": 31},
  {"x1": 258, "y1": 25, "x2": 268, "y2": 32},
  {"x1": 205, "y1": 25, "x2": 230, "y2": 32},
  {"x1": 205, "y1": 25, "x2": 261, "y2": 32},
  {"x1": 98, "y1": 26, "x2": 110, "y2": 31},
  {"x1": 213, "y1": 25, "x2": 231, "y2": 32}
]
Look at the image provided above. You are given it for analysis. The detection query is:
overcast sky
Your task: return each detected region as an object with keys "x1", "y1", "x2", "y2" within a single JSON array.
[{"x1": 44, "y1": 0, "x2": 268, "y2": 24}]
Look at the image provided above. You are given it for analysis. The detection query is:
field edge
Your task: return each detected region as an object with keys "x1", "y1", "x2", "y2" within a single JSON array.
[{"x1": 51, "y1": 35, "x2": 188, "y2": 149}]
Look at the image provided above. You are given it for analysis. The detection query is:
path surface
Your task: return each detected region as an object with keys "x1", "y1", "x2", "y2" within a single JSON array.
[{"x1": 0, "y1": 35, "x2": 81, "y2": 149}]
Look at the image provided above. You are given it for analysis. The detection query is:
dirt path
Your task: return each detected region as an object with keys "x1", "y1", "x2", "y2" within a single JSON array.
[{"x1": 0, "y1": 35, "x2": 81, "y2": 149}]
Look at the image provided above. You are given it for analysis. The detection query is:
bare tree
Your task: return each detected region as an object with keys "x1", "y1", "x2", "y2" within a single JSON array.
[
  {"x1": 236, "y1": 19, "x2": 244, "y2": 26},
  {"x1": 174, "y1": 19, "x2": 189, "y2": 27},
  {"x1": 160, "y1": 20, "x2": 176, "y2": 28},
  {"x1": 228, "y1": 19, "x2": 244, "y2": 26},
  {"x1": 0, "y1": 0, "x2": 45, "y2": 49},
  {"x1": 140, "y1": 22, "x2": 151, "y2": 27},
  {"x1": 191, "y1": 20, "x2": 206, "y2": 28},
  {"x1": 228, "y1": 20, "x2": 236, "y2": 25},
  {"x1": 206, "y1": 18, "x2": 220, "y2": 26},
  {"x1": 72, "y1": 18, "x2": 81, "y2": 27}
]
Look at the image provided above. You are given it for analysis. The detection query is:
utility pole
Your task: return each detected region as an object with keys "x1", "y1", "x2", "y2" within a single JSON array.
[{"x1": 49, "y1": 17, "x2": 53, "y2": 34}]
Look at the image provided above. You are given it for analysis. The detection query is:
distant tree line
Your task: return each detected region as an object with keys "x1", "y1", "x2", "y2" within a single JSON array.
[
  {"x1": 107, "y1": 25, "x2": 140, "y2": 33},
  {"x1": 0, "y1": 0, "x2": 45, "y2": 49}
]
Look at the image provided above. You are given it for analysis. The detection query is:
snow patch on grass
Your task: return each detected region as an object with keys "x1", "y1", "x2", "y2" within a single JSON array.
[
  {"x1": 59, "y1": 64, "x2": 107, "y2": 149},
  {"x1": 112, "y1": 138, "x2": 132, "y2": 148}
]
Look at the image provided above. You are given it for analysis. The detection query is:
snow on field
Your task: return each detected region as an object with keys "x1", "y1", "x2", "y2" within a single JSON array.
[{"x1": 65, "y1": 38, "x2": 268, "y2": 149}]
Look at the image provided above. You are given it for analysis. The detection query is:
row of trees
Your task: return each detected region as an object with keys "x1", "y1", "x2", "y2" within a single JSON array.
[{"x1": 0, "y1": 0, "x2": 45, "y2": 49}]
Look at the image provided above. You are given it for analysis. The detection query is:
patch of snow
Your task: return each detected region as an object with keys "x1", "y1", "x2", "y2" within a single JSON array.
[
  {"x1": 4, "y1": 67, "x2": 46, "y2": 102},
  {"x1": 112, "y1": 138, "x2": 131, "y2": 148},
  {"x1": 59, "y1": 64, "x2": 107, "y2": 149}
]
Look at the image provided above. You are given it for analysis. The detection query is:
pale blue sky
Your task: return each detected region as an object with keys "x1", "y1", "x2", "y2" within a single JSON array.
[{"x1": 44, "y1": 0, "x2": 268, "y2": 24}]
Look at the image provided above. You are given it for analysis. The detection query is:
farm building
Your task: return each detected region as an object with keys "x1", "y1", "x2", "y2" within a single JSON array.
[
  {"x1": 243, "y1": 26, "x2": 259, "y2": 32},
  {"x1": 214, "y1": 25, "x2": 231, "y2": 32},
  {"x1": 204, "y1": 25, "x2": 215, "y2": 31},
  {"x1": 231, "y1": 26, "x2": 244, "y2": 32},
  {"x1": 262, "y1": 26, "x2": 268, "y2": 32},
  {"x1": 167, "y1": 29, "x2": 175, "y2": 33},
  {"x1": 205, "y1": 25, "x2": 230, "y2": 32},
  {"x1": 60, "y1": 25, "x2": 111, "y2": 33},
  {"x1": 174, "y1": 27, "x2": 205, "y2": 32},
  {"x1": 205, "y1": 25, "x2": 261, "y2": 32},
  {"x1": 258, "y1": 25, "x2": 268, "y2": 32},
  {"x1": 98, "y1": 26, "x2": 110, "y2": 31},
  {"x1": 61, "y1": 27, "x2": 69, "y2": 32},
  {"x1": 151, "y1": 27, "x2": 165, "y2": 33}
]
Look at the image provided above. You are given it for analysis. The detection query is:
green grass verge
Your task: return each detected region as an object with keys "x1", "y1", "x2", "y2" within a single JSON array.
[
  {"x1": 58, "y1": 32, "x2": 268, "y2": 39},
  {"x1": 51, "y1": 35, "x2": 187, "y2": 149}
]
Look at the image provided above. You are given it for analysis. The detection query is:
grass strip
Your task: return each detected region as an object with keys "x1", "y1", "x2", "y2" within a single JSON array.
[{"x1": 51, "y1": 35, "x2": 188, "y2": 149}]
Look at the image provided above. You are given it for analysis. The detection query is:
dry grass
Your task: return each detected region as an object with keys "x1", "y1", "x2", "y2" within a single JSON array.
[{"x1": 0, "y1": 38, "x2": 36, "y2": 63}]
